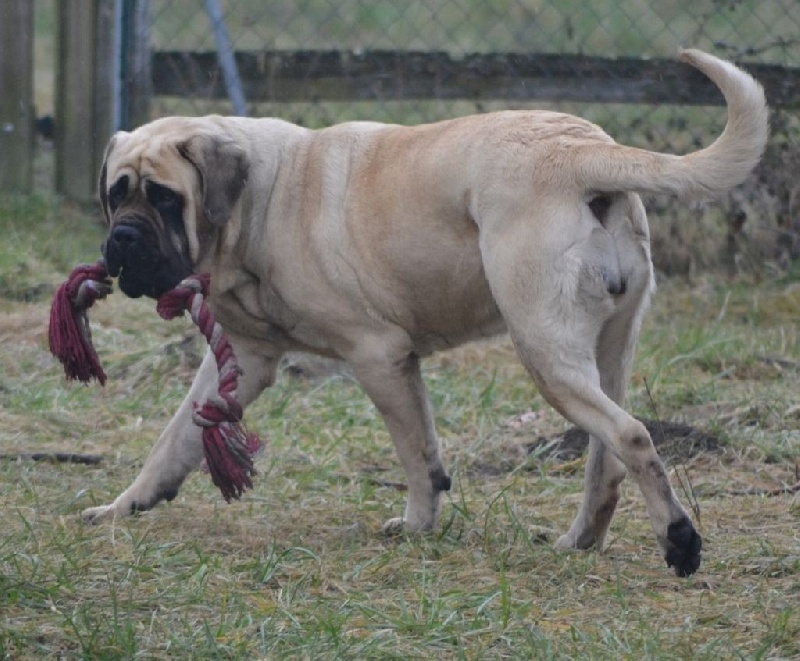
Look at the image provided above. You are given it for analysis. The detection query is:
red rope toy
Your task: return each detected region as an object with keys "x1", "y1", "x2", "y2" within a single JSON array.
[{"x1": 48, "y1": 260, "x2": 262, "y2": 502}]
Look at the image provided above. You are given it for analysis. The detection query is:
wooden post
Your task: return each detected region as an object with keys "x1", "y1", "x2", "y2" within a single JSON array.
[
  {"x1": 0, "y1": 0, "x2": 34, "y2": 193},
  {"x1": 55, "y1": 0, "x2": 117, "y2": 203}
]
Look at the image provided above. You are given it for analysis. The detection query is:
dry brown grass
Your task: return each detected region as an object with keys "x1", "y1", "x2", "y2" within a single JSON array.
[{"x1": 1, "y1": 196, "x2": 799, "y2": 659}]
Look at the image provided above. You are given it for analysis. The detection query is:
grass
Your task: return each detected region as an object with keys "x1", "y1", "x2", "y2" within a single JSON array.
[
  {"x1": 7, "y1": 2, "x2": 800, "y2": 654},
  {"x1": 0, "y1": 186, "x2": 799, "y2": 659}
]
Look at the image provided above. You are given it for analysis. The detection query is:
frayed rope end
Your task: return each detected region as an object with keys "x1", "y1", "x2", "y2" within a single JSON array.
[
  {"x1": 200, "y1": 416, "x2": 264, "y2": 502},
  {"x1": 48, "y1": 261, "x2": 113, "y2": 385}
]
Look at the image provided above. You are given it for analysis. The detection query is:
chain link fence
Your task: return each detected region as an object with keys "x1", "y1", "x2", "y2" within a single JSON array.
[{"x1": 142, "y1": 0, "x2": 799, "y2": 274}]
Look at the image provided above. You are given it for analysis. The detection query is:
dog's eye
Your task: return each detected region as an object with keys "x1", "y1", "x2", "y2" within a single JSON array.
[
  {"x1": 146, "y1": 183, "x2": 182, "y2": 212},
  {"x1": 108, "y1": 175, "x2": 129, "y2": 213}
]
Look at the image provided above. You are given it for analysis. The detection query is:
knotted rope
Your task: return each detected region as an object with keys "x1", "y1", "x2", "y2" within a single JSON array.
[
  {"x1": 48, "y1": 260, "x2": 262, "y2": 502},
  {"x1": 156, "y1": 273, "x2": 262, "y2": 501},
  {"x1": 48, "y1": 261, "x2": 113, "y2": 385}
]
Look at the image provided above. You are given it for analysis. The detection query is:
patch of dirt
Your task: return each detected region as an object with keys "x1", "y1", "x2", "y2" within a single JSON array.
[
  {"x1": 0, "y1": 309, "x2": 49, "y2": 341},
  {"x1": 526, "y1": 418, "x2": 720, "y2": 463}
]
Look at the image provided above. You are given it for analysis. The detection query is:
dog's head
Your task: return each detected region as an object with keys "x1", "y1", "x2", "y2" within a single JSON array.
[{"x1": 98, "y1": 118, "x2": 249, "y2": 299}]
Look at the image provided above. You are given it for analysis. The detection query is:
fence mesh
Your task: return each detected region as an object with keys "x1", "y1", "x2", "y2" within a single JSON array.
[
  {"x1": 147, "y1": 0, "x2": 798, "y2": 130},
  {"x1": 141, "y1": 0, "x2": 799, "y2": 273}
]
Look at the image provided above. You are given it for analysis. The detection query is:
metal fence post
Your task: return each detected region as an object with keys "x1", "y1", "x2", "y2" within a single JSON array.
[
  {"x1": 0, "y1": 0, "x2": 34, "y2": 193},
  {"x1": 55, "y1": 0, "x2": 117, "y2": 203},
  {"x1": 204, "y1": 0, "x2": 247, "y2": 116},
  {"x1": 120, "y1": 0, "x2": 152, "y2": 130}
]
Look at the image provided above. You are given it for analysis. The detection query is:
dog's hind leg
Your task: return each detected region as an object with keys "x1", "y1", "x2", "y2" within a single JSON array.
[
  {"x1": 518, "y1": 323, "x2": 699, "y2": 575},
  {"x1": 81, "y1": 338, "x2": 281, "y2": 523},
  {"x1": 556, "y1": 436, "x2": 627, "y2": 552},
  {"x1": 348, "y1": 343, "x2": 450, "y2": 533},
  {"x1": 555, "y1": 303, "x2": 645, "y2": 552},
  {"x1": 480, "y1": 224, "x2": 701, "y2": 575}
]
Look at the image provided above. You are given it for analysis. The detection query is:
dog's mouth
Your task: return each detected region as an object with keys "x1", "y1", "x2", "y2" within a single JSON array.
[
  {"x1": 103, "y1": 220, "x2": 192, "y2": 299},
  {"x1": 109, "y1": 258, "x2": 180, "y2": 300}
]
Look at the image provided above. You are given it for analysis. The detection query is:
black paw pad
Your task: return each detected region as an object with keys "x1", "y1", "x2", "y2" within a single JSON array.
[{"x1": 665, "y1": 517, "x2": 702, "y2": 577}]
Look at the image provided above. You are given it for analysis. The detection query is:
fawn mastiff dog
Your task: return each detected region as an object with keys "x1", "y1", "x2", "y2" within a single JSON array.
[{"x1": 82, "y1": 49, "x2": 768, "y2": 576}]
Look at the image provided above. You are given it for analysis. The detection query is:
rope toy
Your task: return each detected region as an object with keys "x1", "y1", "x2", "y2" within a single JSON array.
[
  {"x1": 48, "y1": 262, "x2": 113, "y2": 385},
  {"x1": 48, "y1": 260, "x2": 262, "y2": 502}
]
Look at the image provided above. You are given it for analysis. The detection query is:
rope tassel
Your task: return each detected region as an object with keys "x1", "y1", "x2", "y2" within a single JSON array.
[
  {"x1": 48, "y1": 263, "x2": 263, "y2": 501},
  {"x1": 48, "y1": 261, "x2": 113, "y2": 385}
]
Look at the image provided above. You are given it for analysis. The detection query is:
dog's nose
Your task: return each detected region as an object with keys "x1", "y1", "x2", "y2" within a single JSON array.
[{"x1": 110, "y1": 224, "x2": 141, "y2": 247}]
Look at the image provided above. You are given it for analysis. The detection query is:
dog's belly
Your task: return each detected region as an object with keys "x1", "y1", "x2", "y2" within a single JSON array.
[
  {"x1": 404, "y1": 279, "x2": 507, "y2": 355},
  {"x1": 250, "y1": 262, "x2": 506, "y2": 359},
  {"x1": 412, "y1": 316, "x2": 508, "y2": 356}
]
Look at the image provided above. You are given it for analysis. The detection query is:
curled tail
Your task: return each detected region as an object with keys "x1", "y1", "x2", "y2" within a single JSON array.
[{"x1": 578, "y1": 49, "x2": 769, "y2": 198}]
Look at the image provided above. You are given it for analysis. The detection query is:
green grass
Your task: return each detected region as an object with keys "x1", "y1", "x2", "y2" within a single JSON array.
[
  {"x1": 7, "y1": 4, "x2": 800, "y2": 652},
  {"x1": 1, "y1": 184, "x2": 799, "y2": 659}
]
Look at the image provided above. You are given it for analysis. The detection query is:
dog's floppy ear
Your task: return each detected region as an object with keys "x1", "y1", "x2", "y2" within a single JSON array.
[{"x1": 177, "y1": 134, "x2": 249, "y2": 227}]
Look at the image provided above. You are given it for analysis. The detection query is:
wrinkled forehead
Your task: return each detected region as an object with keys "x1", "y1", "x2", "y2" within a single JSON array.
[{"x1": 105, "y1": 130, "x2": 192, "y2": 191}]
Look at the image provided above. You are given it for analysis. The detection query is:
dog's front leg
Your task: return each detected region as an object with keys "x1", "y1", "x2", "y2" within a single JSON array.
[
  {"x1": 350, "y1": 349, "x2": 451, "y2": 533},
  {"x1": 82, "y1": 340, "x2": 279, "y2": 523}
]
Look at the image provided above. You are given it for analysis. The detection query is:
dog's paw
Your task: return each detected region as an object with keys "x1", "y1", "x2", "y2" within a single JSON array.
[
  {"x1": 555, "y1": 528, "x2": 596, "y2": 551},
  {"x1": 381, "y1": 517, "x2": 408, "y2": 536},
  {"x1": 81, "y1": 503, "x2": 120, "y2": 525},
  {"x1": 381, "y1": 515, "x2": 436, "y2": 535},
  {"x1": 555, "y1": 532, "x2": 581, "y2": 550},
  {"x1": 664, "y1": 517, "x2": 702, "y2": 577}
]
